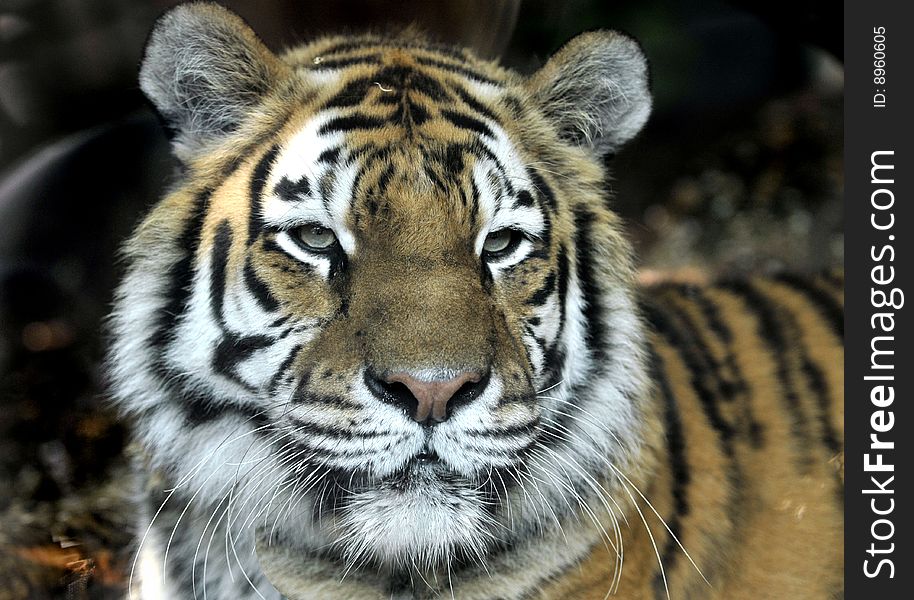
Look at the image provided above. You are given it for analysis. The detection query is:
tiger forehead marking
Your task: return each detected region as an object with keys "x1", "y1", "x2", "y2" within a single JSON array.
[
  {"x1": 109, "y1": 3, "x2": 841, "y2": 600},
  {"x1": 263, "y1": 60, "x2": 548, "y2": 257}
]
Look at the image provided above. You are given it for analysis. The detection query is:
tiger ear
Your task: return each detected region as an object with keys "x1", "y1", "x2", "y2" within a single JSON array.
[
  {"x1": 525, "y1": 31, "x2": 652, "y2": 157},
  {"x1": 139, "y1": 2, "x2": 289, "y2": 160}
]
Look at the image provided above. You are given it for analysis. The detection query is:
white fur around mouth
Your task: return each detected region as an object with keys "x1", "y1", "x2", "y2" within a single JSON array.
[{"x1": 327, "y1": 469, "x2": 498, "y2": 570}]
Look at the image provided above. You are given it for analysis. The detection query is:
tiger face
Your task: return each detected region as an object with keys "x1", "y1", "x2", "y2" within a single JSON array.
[{"x1": 110, "y1": 3, "x2": 652, "y2": 593}]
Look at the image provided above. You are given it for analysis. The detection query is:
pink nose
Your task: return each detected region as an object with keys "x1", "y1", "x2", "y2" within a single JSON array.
[{"x1": 384, "y1": 371, "x2": 483, "y2": 423}]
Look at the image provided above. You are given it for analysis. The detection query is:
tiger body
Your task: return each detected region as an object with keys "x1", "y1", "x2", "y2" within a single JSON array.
[{"x1": 109, "y1": 4, "x2": 843, "y2": 599}]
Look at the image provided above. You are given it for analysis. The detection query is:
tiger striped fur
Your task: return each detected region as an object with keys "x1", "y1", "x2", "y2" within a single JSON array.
[{"x1": 108, "y1": 3, "x2": 843, "y2": 599}]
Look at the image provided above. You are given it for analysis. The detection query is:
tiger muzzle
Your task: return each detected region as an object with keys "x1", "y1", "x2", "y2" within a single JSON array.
[
  {"x1": 347, "y1": 254, "x2": 498, "y2": 422},
  {"x1": 365, "y1": 369, "x2": 489, "y2": 423}
]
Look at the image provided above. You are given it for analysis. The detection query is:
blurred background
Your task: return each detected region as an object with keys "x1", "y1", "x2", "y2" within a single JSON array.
[{"x1": 0, "y1": 1, "x2": 842, "y2": 597}]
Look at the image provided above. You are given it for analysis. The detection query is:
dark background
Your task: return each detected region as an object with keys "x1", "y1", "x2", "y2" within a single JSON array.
[{"x1": 0, "y1": 1, "x2": 842, "y2": 597}]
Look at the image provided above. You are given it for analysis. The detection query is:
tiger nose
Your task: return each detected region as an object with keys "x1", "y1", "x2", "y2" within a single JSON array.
[{"x1": 366, "y1": 370, "x2": 488, "y2": 423}]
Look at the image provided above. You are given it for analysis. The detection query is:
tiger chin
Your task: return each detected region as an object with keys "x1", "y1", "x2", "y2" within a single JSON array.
[{"x1": 108, "y1": 3, "x2": 843, "y2": 599}]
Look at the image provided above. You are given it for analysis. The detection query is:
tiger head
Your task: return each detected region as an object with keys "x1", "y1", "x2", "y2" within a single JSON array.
[{"x1": 110, "y1": 2, "x2": 653, "y2": 588}]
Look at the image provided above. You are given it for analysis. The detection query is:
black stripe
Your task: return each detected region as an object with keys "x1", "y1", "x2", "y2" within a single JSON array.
[
  {"x1": 209, "y1": 220, "x2": 233, "y2": 322},
  {"x1": 546, "y1": 245, "x2": 569, "y2": 378},
  {"x1": 495, "y1": 167, "x2": 515, "y2": 198},
  {"x1": 318, "y1": 166, "x2": 342, "y2": 215},
  {"x1": 423, "y1": 162, "x2": 446, "y2": 192},
  {"x1": 463, "y1": 418, "x2": 538, "y2": 438},
  {"x1": 688, "y1": 285, "x2": 762, "y2": 446},
  {"x1": 440, "y1": 143, "x2": 465, "y2": 176},
  {"x1": 248, "y1": 144, "x2": 281, "y2": 245},
  {"x1": 688, "y1": 285, "x2": 733, "y2": 343},
  {"x1": 643, "y1": 296, "x2": 744, "y2": 597},
  {"x1": 538, "y1": 207, "x2": 553, "y2": 250},
  {"x1": 573, "y1": 208, "x2": 607, "y2": 363},
  {"x1": 528, "y1": 169, "x2": 557, "y2": 212},
  {"x1": 526, "y1": 271, "x2": 556, "y2": 306},
  {"x1": 322, "y1": 78, "x2": 374, "y2": 109},
  {"x1": 308, "y1": 54, "x2": 383, "y2": 69},
  {"x1": 660, "y1": 284, "x2": 763, "y2": 449},
  {"x1": 479, "y1": 260, "x2": 494, "y2": 291},
  {"x1": 502, "y1": 94, "x2": 525, "y2": 118},
  {"x1": 414, "y1": 56, "x2": 498, "y2": 85},
  {"x1": 318, "y1": 147, "x2": 341, "y2": 164},
  {"x1": 721, "y1": 280, "x2": 815, "y2": 470},
  {"x1": 731, "y1": 280, "x2": 843, "y2": 499},
  {"x1": 660, "y1": 285, "x2": 737, "y2": 400},
  {"x1": 286, "y1": 417, "x2": 391, "y2": 439},
  {"x1": 543, "y1": 246, "x2": 570, "y2": 388},
  {"x1": 752, "y1": 282, "x2": 842, "y2": 455},
  {"x1": 319, "y1": 114, "x2": 388, "y2": 135},
  {"x1": 182, "y1": 386, "x2": 271, "y2": 428},
  {"x1": 555, "y1": 245, "x2": 569, "y2": 315},
  {"x1": 469, "y1": 178, "x2": 481, "y2": 225},
  {"x1": 648, "y1": 347, "x2": 690, "y2": 591},
  {"x1": 468, "y1": 139, "x2": 506, "y2": 173},
  {"x1": 640, "y1": 299, "x2": 737, "y2": 450},
  {"x1": 392, "y1": 100, "x2": 429, "y2": 127},
  {"x1": 523, "y1": 321, "x2": 547, "y2": 365},
  {"x1": 801, "y1": 356, "x2": 843, "y2": 456},
  {"x1": 268, "y1": 343, "x2": 302, "y2": 394},
  {"x1": 274, "y1": 175, "x2": 312, "y2": 202},
  {"x1": 243, "y1": 257, "x2": 279, "y2": 313},
  {"x1": 148, "y1": 187, "x2": 213, "y2": 354},
  {"x1": 376, "y1": 162, "x2": 395, "y2": 196},
  {"x1": 211, "y1": 333, "x2": 273, "y2": 391},
  {"x1": 377, "y1": 65, "x2": 449, "y2": 101},
  {"x1": 440, "y1": 109, "x2": 492, "y2": 138},
  {"x1": 775, "y1": 273, "x2": 844, "y2": 339},
  {"x1": 451, "y1": 84, "x2": 499, "y2": 121},
  {"x1": 540, "y1": 348, "x2": 566, "y2": 395}
]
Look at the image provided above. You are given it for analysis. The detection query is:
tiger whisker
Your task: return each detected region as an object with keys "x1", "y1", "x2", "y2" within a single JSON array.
[
  {"x1": 222, "y1": 425, "x2": 298, "y2": 592},
  {"x1": 493, "y1": 468, "x2": 514, "y2": 531},
  {"x1": 229, "y1": 437, "x2": 315, "y2": 531},
  {"x1": 236, "y1": 449, "x2": 312, "y2": 536},
  {"x1": 535, "y1": 378, "x2": 566, "y2": 395},
  {"x1": 272, "y1": 461, "x2": 330, "y2": 531},
  {"x1": 606, "y1": 460, "x2": 710, "y2": 587},
  {"x1": 170, "y1": 402, "x2": 290, "y2": 490},
  {"x1": 192, "y1": 481, "x2": 236, "y2": 599},
  {"x1": 536, "y1": 427, "x2": 625, "y2": 553},
  {"x1": 508, "y1": 464, "x2": 561, "y2": 541},
  {"x1": 547, "y1": 396, "x2": 709, "y2": 587},
  {"x1": 537, "y1": 421, "x2": 626, "y2": 593},
  {"x1": 528, "y1": 446, "x2": 619, "y2": 558},
  {"x1": 516, "y1": 461, "x2": 572, "y2": 543},
  {"x1": 199, "y1": 479, "x2": 231, "y2": 600},
  {"x1": 162, "y1": 456, "x2": 234, "y2": 585},
  {"x1": 130, "y1": 413, "x2": 285, "y2": 595},
  {"x1": 539, "y1": 406, "x2": 631, "y2": 525},
  {"x1": 249, "y1": 452, "x2": 320, "y2": 534}
]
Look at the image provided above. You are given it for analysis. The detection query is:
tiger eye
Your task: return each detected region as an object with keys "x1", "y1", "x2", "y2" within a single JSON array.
[
  {"x1": 483, "y1": 229, "x2": 514, "y2": 254},
  {"x1": 295, "y1": 224, "x2": 337, "y2": 251}
]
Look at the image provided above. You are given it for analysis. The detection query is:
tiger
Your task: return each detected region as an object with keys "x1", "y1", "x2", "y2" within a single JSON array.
[{"x1": 107, "y1": 3, "x2": 844, "y2": 599}]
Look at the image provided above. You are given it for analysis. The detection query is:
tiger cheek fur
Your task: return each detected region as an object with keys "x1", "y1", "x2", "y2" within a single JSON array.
[{"x1": 109, "y1": 3, "x2": 842, "y2": 600}]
